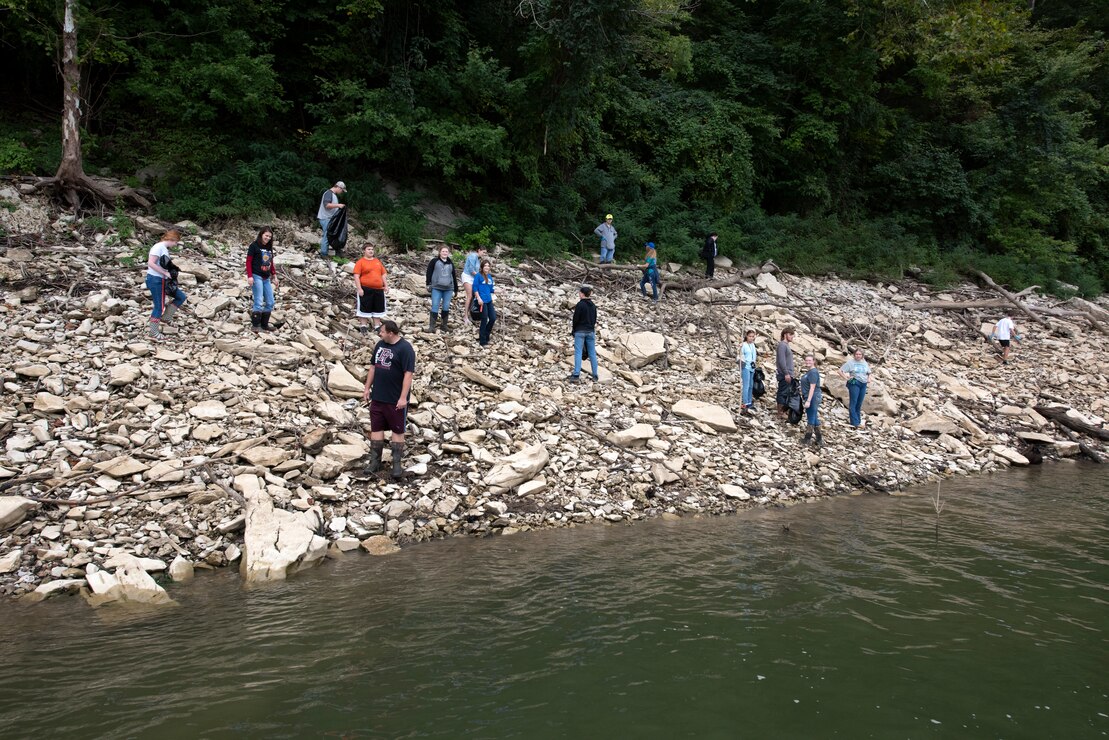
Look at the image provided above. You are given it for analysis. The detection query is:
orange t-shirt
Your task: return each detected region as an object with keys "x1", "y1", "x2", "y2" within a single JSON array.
[{"x1": 354, "y1": 257, "x2": 386, "y2": 289}]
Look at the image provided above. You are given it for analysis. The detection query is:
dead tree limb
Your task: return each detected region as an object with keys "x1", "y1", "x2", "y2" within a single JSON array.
[
  {"x1": 1033, "y1": 405, "x2": 1109, "y2": 441},
  {"x1": 973, "y1": 270, "x2": 1070, "y2": 337},
  {"x1": 661, "y1": 260, "x2": 779, "y2": 293}
]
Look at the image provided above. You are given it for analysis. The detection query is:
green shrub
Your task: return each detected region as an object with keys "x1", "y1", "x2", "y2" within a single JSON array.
[
  {"x1": 0, "y1": 137, "x2": 34, "y2": 174},
  {"x1": 382, "y1": 208, "x2": 426, "y2": 252}
]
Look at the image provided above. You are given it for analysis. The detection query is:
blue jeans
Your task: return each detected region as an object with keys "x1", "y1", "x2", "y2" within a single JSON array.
[
  {"x1": 479, "y1": 301, "x2": 497, "y2": 345},
  {"x1": 573, "y1": 331, "x2": 598, "y2": 378},
  {"x1": 146, "y1": 274, "x2": 186, "y2": 319},
  {"x1": 319, "y1": 217, "x2": 330, "y2": 256},
  {"x1": 741, "y1": 365, "x2": 754, "y2": 407},
  {"x1": 251, "y1": 276, "x2": 274, "y2": 312},
  {"x1": 600, "y1": 246, "x2": 614, "y2": 263},
  {"x1": 848, "y1": 381, "x2": 867, "y2": 427},
  {"x1": 430, "y1": 288, "x2": 453, "y2": 314},
  {"x1": 805, "y1": 400, "x2": 820, "y2": 426},
  {"x1": 640, "y1": 271, "x2": 658, "y2": 299}
]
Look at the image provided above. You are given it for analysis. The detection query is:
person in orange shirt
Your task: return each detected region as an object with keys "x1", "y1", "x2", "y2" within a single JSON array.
[{"x1": 353, "y1": 242, "x2": 389, "y2": 335}]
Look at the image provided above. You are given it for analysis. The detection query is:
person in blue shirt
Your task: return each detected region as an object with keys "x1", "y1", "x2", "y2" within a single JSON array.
[
  {"x1": 473, "y1": 259, "x2": 497, "y2": 346},
  {"x1": 738, "y1": 329, "x2": 758, "y2": 411},
  {"x1": 639, "y1": 242, "x2": 659, "y2": 302},
  {"x1": 837, "y1": 348, "x2": 872, "y2": 428},
  {"x1": 461, "y1": 246, "x2": 487, "y2": 325},
  {"x1": 800, "y1": 353, "x2": 823, "y2": 447}
]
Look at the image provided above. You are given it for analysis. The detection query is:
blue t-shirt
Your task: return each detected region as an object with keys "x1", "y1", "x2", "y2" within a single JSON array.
[
  {"x1": 800, "y1": 368, "x2": 821, "y2": 405},
  {"x1": 473, "y1": 275, "x2": 495, "y2": 303},
  {"x1": 840, "y1": 359, "x2": 870, "y2": 384}
]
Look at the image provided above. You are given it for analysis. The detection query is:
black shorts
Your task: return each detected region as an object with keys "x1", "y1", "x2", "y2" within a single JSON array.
[
  {"x1": 357, "y1": 289, "x2": 386, "y2": 318},
  {"x1": 999, "y1": 339, "x2": 1011, "y2": 347},
  {"x1": 369, "y1": 399, "x2": 407, "y2": 434}
]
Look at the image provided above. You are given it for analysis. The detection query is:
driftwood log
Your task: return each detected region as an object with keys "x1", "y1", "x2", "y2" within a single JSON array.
[{"x1": 1033, "y1": 405, "x2": 1109, "y2": 441}]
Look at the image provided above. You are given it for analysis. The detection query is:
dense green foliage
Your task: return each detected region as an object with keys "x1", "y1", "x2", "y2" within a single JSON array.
[{"x1": 1, "y1": 0, "x2": 1106, "y2": 292}]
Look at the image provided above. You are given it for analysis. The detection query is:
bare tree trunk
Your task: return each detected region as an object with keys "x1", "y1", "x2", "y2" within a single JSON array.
[{"x1": 55, "y1": 0, "x2": 84, "y2": 209}]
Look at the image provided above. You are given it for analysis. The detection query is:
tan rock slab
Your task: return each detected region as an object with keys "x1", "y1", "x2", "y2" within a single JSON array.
[{"x1": 672, "y1": 399, "x2": 737, "y2": 433}]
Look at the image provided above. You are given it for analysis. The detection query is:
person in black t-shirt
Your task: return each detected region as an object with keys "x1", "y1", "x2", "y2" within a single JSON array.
[{"x1": 362, "y1": 320, "x2": 416, "y2": 477}]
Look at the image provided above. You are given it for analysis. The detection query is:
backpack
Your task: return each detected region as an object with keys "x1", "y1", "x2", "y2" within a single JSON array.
[{"x1": 752, "y1": 368, "x2": 766, "y2": 399}]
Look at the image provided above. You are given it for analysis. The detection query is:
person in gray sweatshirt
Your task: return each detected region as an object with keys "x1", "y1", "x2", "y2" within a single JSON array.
[
  {"x1": 594, "y1": 213, "x2": 617, "y2": 264},
  {"x1": 425, "y1": 246, "x2": 458, "y2": 333}
]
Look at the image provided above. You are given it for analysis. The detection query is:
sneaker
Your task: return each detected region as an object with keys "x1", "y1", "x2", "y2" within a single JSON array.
[{"x1": 565, "y1": 374, "x2": 580, "y2": 382}]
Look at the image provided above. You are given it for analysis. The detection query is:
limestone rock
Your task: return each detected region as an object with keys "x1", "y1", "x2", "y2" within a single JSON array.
[
  {"x1": 240, "y1": 446, "x2": 291, "y2": 468},
  {"x1": 486, "y1": 443, "x2": 550, "y2": 494},
  {"x1": 610, "y1": 423, "x2": 655, "y2": 448},
  {"x1": 94, "y1": 455, "x2": 149, "y2": 478},
  {"x1": 189, "y1": 400, "x2": 228, "y2": 420},
  {"x1": 0, "y1": 548, "x2": 22, "y2": 573},
  {"x1": 756, "y1": 272, "x2": 788, "y2": 298},
  {"x1": 327, "y1": 363, "x2": 364, "y2": 399},
  {"x1": 85, "y1": 553, "x2": 175, "y2": 607},
  {"x1": 0, "y1": 497, "x2": 37, "y2": 531},
  {"x1": 33, "y1": 393, "x2": 66, "y2": 413},
  {"x1": 923, "y1": 330, "x2": 952, "y2": 349},
  {"x1": 240, "y1": 489, "x2": 328, "y2": 582},
  {"x1": 168, "y1": 556, "x2": 195, "y2": 582},
  {"x1": 613, "y1": 331, "x2": 667, "y2": 368},
  {"x1": 195, "y1": 294, "x2": 232, "y2": 319},
  {"x1": 906, "y1": 411, "x2": 961, "y2": 436},
  {"x1": 300, "y1": 328, "x2": 344, "y2": 361},
  {"x1": 992, "y1": 445, "x2": 1030, "y2": 466},
  {"x1": 361, "y1": 535, "x2": 400, "y2": 555},
  {"x1": 672, "y1": 399, "x2": 737, "y2": 433},
  {"x1": 109, "y1": 364, "x2": 142, "y2": 387}
]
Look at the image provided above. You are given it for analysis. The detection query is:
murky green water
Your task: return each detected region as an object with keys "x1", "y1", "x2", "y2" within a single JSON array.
[{"x1": 0, "y1": 464, "x2": 1106, "y2": 739}]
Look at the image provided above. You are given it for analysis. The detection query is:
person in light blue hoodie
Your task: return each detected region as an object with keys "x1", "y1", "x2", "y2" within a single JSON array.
[
  {"x1": 594, "y1": 213, "x2": 617, "y2": 264},
  {"x1": 738, "y1": 329, "x2": 758, "y2": 411}
]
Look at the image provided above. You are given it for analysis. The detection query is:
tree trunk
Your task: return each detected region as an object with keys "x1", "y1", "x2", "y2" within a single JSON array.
[{"x1": 55, "y1": 0, "x2": 84, "y2": 209}]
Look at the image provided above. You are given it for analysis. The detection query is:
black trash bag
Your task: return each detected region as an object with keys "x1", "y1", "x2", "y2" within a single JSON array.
[
  {"x1": 752, "y1": 368, "x2": 766, "y2": 399},
  {"x1": 469, "y1": 295, "x2": 483, "y2": 322},
  {"x1": 159, "y1": 253, "x2": 181, "y2": 297},
  {"x1": 786, "y1": 379, "x2": 803, "y2": 424},
  {"x1": 326, "y1": 205, "x2": 349, "y2": 254}
]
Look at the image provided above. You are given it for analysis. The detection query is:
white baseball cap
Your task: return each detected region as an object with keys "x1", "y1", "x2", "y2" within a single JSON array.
[{"x1": 335, "y1": 181, "x2": 347, "y2": 191}]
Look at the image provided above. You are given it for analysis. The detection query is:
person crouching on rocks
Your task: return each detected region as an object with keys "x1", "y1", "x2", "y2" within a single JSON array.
[
  {"x1": 800, "y1": 353, "x2": 823, "y2": 447},
  {"x1": 362, "y1": 319, "x2": 416, "y2": 478},
  {"x1": 474, "y1": 259, "x2": 497, "y2": 346},
  {"x1": 245, "y1": 226, "x2": 278, "y2": 333},
  {"x1": 425, "y1": 245, "x2": 458, "y2": 333},
  {"x1": 353, "y1": 242, "x2": 388, "y2": 336},
  {"x1": 145, "y1": 229, "x2": 187, "y2": 342}
]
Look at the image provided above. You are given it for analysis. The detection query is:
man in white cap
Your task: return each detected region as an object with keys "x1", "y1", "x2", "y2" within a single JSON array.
[
  {"x1": 317, "y1": 181, "x2": 347, "y2": 257},
  {"x1": 594, "y1": 213, "x2": 617, "y2": 264}
]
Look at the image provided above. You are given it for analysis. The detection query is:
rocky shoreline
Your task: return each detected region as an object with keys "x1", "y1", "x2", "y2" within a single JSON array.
[{"x1": 1, "y1": 188, "x2": 1106, "y2": 606}]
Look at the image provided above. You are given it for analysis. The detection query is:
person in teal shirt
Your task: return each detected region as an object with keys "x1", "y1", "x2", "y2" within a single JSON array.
[
  {"x1": 838, "y1": 348, "x2": 872, "y2": 428},
  {"x1": 738, "y1": 329, "x2": 758, "y2": 411},
  {"x1": 639, "y1": 243, "x2": 659, "y2": 302}
]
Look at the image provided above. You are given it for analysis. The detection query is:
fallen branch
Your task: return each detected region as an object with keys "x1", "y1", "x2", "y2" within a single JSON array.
[
  {"x1": 661, "y1": 260, "x2": 779, "y2": 293},
  {"x1": 1033, "y1": 405, "x2": 1109, "y2": 441},
  {"x1": 973, "y1": 270, "x2": 1071, "y2": 337}
]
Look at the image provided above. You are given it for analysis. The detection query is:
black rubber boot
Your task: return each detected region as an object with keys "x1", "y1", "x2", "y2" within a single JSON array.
[
  {"x1": 260, "y1": 311, "x2": 273, "y2": 332},
  {"x1": 440, "y1": 310, "x2": 450, "y2": 332},
  {"x1": 390, "y1": 442, "x2": 405, "y2": 478},
  {"x1": 814, "y1": 426, "x2": 823, "y2": 448},
  {"x1": 801, "y1": 424, "x2": 813, "y2": 445},
  {"x1": 250, "y1": 312, "x2": 261, "y2": 333},
  {"x1": 428, "y1": 311, "x2": 438, "y2": 333},
  {"x1": 365, "y1": 440, "x2": 384, "y2": 473}
]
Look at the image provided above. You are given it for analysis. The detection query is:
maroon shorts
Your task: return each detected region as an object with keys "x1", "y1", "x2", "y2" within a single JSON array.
[{"x1": 369, "y1": 399, "x2": 407, "y2": 434}]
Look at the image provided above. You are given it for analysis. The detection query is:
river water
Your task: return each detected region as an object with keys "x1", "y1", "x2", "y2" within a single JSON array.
[{"x1": 0, "y1": 464, "x2": 1106, "y2": 739}]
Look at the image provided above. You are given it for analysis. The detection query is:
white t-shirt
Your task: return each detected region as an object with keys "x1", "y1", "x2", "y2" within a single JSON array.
[
  {"x1": 146, "y1": 241, "x2": 171, "y2": 277},
  {"x1": 996, "y1": 317, "x2": 1015, "y2": 340}
]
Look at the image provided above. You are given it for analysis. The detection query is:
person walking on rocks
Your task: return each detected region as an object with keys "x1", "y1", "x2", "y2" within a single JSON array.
[
  {"x1": 594, "y1": 214, "x2": 617, "y2": 264},
  {"x1": 568, "y1": 284, "x2": 599, "y2": 382},
  {"x1": 473, "y1": 259, "x2": 497, "y2": 346},
  {"x1": 245, "y1": 226, "x2": 278, "y2": 333},
  {"x1": 738, "y1": 329, "x2": 758, "y2": 412},
  {"x1": 353, "y1": 242, "x2": 388, "y2": 336},
  {"x1": 425, "y1": 245, "x2": 458, "y2": 333},
  {"x1": 461, "y1": 245, "x2": 487, "y2": 325},
  {"x1": 362, "y1": 319, "x2": 416, "y2": 478},
  {"x1": 775, "y1": 327, "x2": 795, "y2": 418},
  {"x1": 838, "y1": 348, "x2": 871, "y2": 428},
  {"x1": 800, "y1": 353, "x2": 823, "y2": 446},
  {"x1": 639, "y1": 242, "x2": 660, "y2": 302},
  {"x1": 702, "y1": 232, "x2": 719, "y2": 278},
  {"x1": 991, "y1": 313, "x2": 1020, "y2": 364},
  {"x1": 317, "y1": 181, "x2": 346, "y2": 257},
  {"x1": 145, "y1": 229, "x2": 187, "y2": 342}
]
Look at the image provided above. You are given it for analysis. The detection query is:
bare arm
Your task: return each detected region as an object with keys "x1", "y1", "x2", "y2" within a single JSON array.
[
  {"x1": 397, "y1": 371, "x2": 414, "y2": 409},
  {"x1": 362, "y1": 366, "x2": 375, "y2": 401},
  {"x1": 147, "y1": 252, "x2": 170, "y2": 278},
  {"x1": 353, "y1": 273, "x2": 363, "y2": 296}
]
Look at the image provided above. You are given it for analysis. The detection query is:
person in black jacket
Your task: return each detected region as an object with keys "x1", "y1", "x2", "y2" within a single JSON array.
[
  {"x1": 702, "y1": 232, "x2": 718, "y2": 278},
  {"x1": 245, "y1": 226, "x2": 278, "y2": 332},
  {"x1": 424, "y1": 246, "x2": 458, "y2": 333},
  {"x1": 567, "y1": 284, "x2": 599, "y2": 382}
]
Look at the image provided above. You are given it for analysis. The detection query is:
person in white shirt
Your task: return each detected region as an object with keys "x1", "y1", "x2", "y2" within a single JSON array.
[{"x1": 992, "y1": 314, "x2": 1019, "y2": 363}]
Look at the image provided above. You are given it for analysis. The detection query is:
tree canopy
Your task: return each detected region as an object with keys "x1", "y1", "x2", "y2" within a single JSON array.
[{"x1": 1, "y1": 0, "x2": 1106, "y2": 293}]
